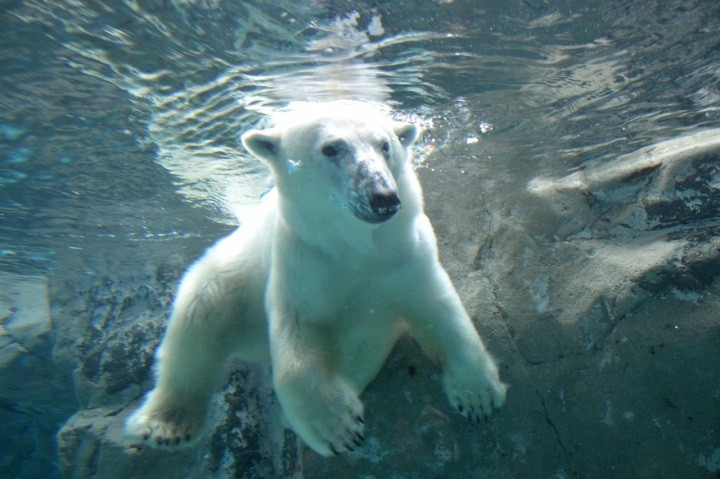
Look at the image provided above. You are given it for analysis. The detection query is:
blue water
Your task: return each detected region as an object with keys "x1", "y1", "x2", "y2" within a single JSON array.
[
  {"x1": 2, "y1": 1, "x2": 719, "y2": 274},
  {"x1": 1, "y1": 1, "x2": 720, "y2": 478}
]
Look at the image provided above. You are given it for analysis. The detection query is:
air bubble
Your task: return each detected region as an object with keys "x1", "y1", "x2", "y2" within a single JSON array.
[{"x1": 287, "y1": 159, "x2": 302, "y2": 175}]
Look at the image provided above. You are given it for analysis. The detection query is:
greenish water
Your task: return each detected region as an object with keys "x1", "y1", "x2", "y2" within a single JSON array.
[{"x1": 1, "y1": 1, "x2": 719, "y2": 477}]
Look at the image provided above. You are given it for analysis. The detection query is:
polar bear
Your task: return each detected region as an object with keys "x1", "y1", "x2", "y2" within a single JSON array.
[{"x1": 125, "y1": 100, "x2": 507, "y2": 456}]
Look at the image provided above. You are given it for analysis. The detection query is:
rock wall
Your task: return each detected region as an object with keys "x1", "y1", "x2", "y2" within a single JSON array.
[{"x1": 0, "y1": 274, "x2": 76, "y2": 478}]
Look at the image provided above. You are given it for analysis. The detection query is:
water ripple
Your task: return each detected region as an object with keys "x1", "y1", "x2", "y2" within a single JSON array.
[{"x1": 2, "y1": 0, "x2": 719, "y2": 272}]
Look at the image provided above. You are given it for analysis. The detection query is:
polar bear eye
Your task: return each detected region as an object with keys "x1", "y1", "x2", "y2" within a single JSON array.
[
  {"x1": 321, "y1": 144, "x2": 340, "y2": 157},
  {"x1": 381, "y1": 141, "x2": 390, "y2": 154}
]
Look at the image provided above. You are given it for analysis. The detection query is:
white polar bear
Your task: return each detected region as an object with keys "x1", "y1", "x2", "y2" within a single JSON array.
[{"x1": 125, "y1": 100, "x2": 507, "y2": 456}]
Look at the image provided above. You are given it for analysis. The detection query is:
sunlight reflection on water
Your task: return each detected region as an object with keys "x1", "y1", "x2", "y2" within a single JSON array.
[{"x1": 1, "y1": 0, "x2": 719, "y2": 273}]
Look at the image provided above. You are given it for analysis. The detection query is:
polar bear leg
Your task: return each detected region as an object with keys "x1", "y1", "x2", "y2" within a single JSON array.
[
  {"x1": 267, "y1": 309, "x2": 365, "y2": 457},
  {"x1": 125, "y1": 282, "x2": 234, "y2": 448},
  {"x1": 275, "y1": 367, "x2": 366, "y2": 457},
  {"x1": 405, "y1": 268, "x2": 508, "y2": 423}
]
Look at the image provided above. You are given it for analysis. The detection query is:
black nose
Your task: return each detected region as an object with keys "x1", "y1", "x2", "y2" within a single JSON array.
[{"x1": 369, "y1": 191, "x2": 401, "y2": 220}]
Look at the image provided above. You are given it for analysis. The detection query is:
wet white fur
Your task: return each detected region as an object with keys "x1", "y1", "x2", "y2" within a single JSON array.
[{"x1": 125, "y1": 101, "x2": 507, "y2": 456}]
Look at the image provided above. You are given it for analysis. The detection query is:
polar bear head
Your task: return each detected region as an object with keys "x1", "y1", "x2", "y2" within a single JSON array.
[{"x1": 242, "y1": 101, "x2": 419, "y2": 224}]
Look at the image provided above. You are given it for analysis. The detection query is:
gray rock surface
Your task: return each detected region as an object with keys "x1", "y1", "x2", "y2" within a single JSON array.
[{"x1": 0, "y1": 273, "x2": 75, "y2": 478}]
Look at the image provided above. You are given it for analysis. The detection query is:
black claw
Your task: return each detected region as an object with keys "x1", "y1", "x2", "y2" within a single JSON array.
[
  {"x1": 330, "y1": 444, "x2": 340, "y2": 456},
  {"x1": 344, "y1": 442, "x2": 354, "y2": 452},
  {"x1": 185, "y1": 433, "x2": 192, "y2": 442},
  {"x1": 355, "y1": 432, "x2": 365, "y2": 441},
  {"x1": 484, "y1": 414, "x2": 489, "y2": 423},
  {"x1": 143, "y1": 433, "x2": 150, "y2": 441},
  {"x1": 353, "y1": 437, "x2": 362, "y2": 447},
  {"x1": 156, "y1": 438, "x2": 163, "y2": 446},
  {"x1": 457, "y1": 404, "x2": 464, "y2": 413},
  {"x1": 356, "y1": 416, "x2": 365, "y2": 425},
  {"x1": 175, "y1": 437, "x2": 181, "y2": 445},
  {"x1": 165, "y1": 438, "x2": 171, "y2": 446}
]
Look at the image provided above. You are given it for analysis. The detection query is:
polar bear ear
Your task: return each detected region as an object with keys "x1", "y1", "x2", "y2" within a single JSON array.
[
  {"x1": 393, "y1": 122, "x2": 420, "y2": 149},
  {"x1": 242, "y1": 129, "x2": 281, "y2": 162}
]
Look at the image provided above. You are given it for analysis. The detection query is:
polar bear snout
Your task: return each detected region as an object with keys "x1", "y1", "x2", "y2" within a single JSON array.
[
  {"x1": 350, "y1": 186, "x2": 401, "y2": 224},
  {"x1": 369, "y1": 190, "x2": 401, "y2": 222},
  {"x1": 349, "y1": 165, "x2": 401, "y2": 224}
]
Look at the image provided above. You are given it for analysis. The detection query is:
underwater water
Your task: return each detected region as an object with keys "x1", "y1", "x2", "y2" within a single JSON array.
[{"x1": 1, "y1": 0, "x2": 720, "y2": 477}]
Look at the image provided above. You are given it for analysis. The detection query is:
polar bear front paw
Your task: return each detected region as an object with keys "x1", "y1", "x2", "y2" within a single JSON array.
[
  {"x1": 443, "y1": 358, "x2": 508, "y2": 424},
  {"x1": 279, "y1": 378, "x2": 366, "y2": 457},
  {"x1": 124, "y1": 404, "x2": 203, "y2": 449}
]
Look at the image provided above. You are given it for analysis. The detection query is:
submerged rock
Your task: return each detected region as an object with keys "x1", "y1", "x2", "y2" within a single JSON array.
[{"x1": 0, "y1": 274, "x2": 75, "y2": 478}]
